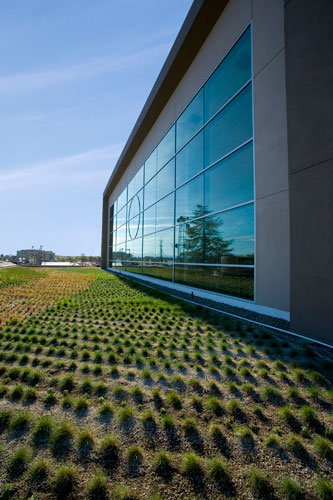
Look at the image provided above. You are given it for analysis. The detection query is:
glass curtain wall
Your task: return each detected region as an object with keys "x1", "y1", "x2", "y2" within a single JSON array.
[{"x1": 108, "y1": 26, "x2": 254, "y2": 300}]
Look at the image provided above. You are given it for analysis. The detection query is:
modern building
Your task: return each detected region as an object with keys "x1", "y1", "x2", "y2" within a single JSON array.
[
  {"x1": 17, "y1": 249, "x2": 56, "y2": 265},
  {"x1": 102, "y1": 0, "x2": 333, "y2": 346}
]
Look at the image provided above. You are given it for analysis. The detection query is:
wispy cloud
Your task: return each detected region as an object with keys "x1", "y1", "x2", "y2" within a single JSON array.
[
  {"x1": 0, "y1": 143, "x2": 124, "y2": 191},
  {"x1": 0, "y1": 43, "x2": 170, "y2": 94}
]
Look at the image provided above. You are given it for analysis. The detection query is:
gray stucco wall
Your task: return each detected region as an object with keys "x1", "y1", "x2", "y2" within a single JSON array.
[
  {"x1": 106, "y1": 0, "x2": 290, "y2": 317},
  {"x1": 285, "y1": 0, "x2": 333, "y2": 344}
]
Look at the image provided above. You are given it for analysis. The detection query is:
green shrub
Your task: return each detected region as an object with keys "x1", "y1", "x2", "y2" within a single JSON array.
[
  {"x1": 9, "y1": 411, "x2": 30, "y2": 432},
  {"x1": 33, "y1": 416, "x2": 53, "y2": 445},
  {"x1": 126, "y1": 445, "x2": 143, "y2": 463},
  {"x1": 99, "y1": 402, "x2": 113, "y2": 418},
  {"x1": 28, "y1": 459, "x2": 50, "y2": 483},
  {"x1": 207, "y1": 457, "x2": 229, "y2": 485},
  {"x1": 316, "y1": 478, "x2": 333, "y2": 500},
  {"x1": 78, "y1": 429, "x2": 94, "y2": 453},
  {"x1": 280, "y1": 477, "x2": 303, "y2": 500},
  {"x1": 52, "y1": 464, "x2": 77, "y2": 496},
  {"x1": 0, "y1": 409, "x2": 11, "y2": 429},
  {"x1": 205, "y1": 395, "x2": 223, "y2": 416},
  {"x1": 100, "y1": 435, "x2": 120, "y2": 465},
  {"x1": 166, "y1": 391, "x2": 182, "y2": 409},
  {"x1": 286, "y1": 435, "x2": 308, "y2": 460},
  {"x1": 86, "y1": 472, "x2": 108, "y2": 500},
  {"x1": 247, "y1": 468, "x2": 272, "y2": 498},
  {"x1": 51, "y1": 422, "x2": 74, "y2": 455},
  {"x1": 265, "y1": 434, "x2": 280, "y2": 448},
  {"x1": 300, "y1": 405, "x2": 320, "y2": 428},
  {"x1": 113, "y1": 484, "x2": 135, "y2": 500},
  {"x1": 7, "y1": 447, "x2": 31, "y2": 477},
  {"x1": 314, "y1": 438, "x2": 333, "y2": 461},
  {"x1": 152, "y1": 451, "x2": 172, "y2": 476},
  {"x1": 181, "y1": 452, "x2": 202, "y2": 477}
]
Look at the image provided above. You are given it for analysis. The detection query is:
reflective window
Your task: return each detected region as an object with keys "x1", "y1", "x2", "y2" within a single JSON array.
[
  {"x1": 175, "y1": 219, "x2": 203, "y2": 263},
  {"x1": 143, "y1": 233, "x2": 156, "y2": 260},
  {"x1": 128, "y1": 189, "x2": 143, "y2": 220},
  {"x1": 156, "y1": 193, "x2": 174, "y2": 232},
  {"x1": 128, "y1": 166, "x2": 143, "y2": 200},
  {"x1": 205, "y1": 142, "x2": 253, "y2": 213},
  {"x1": 204, "y1": 27, "x2": 251, "y2": 122},
  {"x1": 116, "y1": 206, "x2": 127, "y2": 228},
  {"x1": 143, "y1": 228, "x2": 174, "y2": 262},
  {"x1": 143, "y1": 204, "x2": 156, "y2": 235},
  {"x1": 202, "y1": 204, "x2": 254, "y2": 265},
  {"x1": 108, "y1": 25, "x2": 254, "y2": 302},
  {"x1": 157, "y1": 125, "x2": 175, "y2": 171},
  {"x1": 176, "y1": 131, "x2": 204, "y2": 187},
  {"x1": 117, "y1": 188, "x2": 127, "y2": 212},
  {"x1": 145, "y1": 149, "x2": 157, "y2": 183},
  {"x1": 175, "y1": 174, "x2": 204, "y2": 224},
  {"x1": 143, "y1": 264, "x2": 173, "y2": 282},
  {"x1": 204, "y1": 84, "x2": 252, "y2": 167},
  {"x1": 126, "y1": 237, "x2": 142, "y2": 261},
  {"x1": 175, "y1": 265, "x2": 254, "y2": 299},
  {"x1": 128, "y1": 214, "x2": 142, "y2": 241},
  {"x1": 176, "y1": 89, "x2": 203, "y2": 151},
  {"x1": 117, "y1": 224, "x2": 127, "y2": 244},
  {"x1": 156, "y1": 159, "x2": 174, "y2": 202},
  {"x1": 144, "y1": 175, "x2": 156, "y2": 209}
]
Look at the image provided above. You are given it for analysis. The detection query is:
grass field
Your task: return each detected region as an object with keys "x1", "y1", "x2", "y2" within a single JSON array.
[{"x1": 0, "y1": 267, "x2": 332, "y2": 500}]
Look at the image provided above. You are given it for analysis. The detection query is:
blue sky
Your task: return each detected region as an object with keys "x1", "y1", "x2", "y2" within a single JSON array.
[{"x1": 0, "y1": 0, "x2": 192, "y2": 256}]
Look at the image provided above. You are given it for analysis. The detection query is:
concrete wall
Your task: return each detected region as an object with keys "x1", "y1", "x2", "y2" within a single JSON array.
[
  {"x1": 252, "y1": 0, "x2": 290, "y2": 313},
  {"x1": 285, "y1": 0, "x2": 333, "y2": 344},
  {"x1": 107, "y1": 0, "x2": 290, "y2": 317}
]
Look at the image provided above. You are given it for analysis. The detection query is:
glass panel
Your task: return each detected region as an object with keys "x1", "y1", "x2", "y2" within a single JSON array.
[
  {"x1": 145, "y1": 149, "x2": 157, "y2": 183},
  {"x1": 128, "y1": 214, "x2": 142, "y2": 241},
  {"x1": 205, "y1": 142, "x2": 253, "y2": 213},
  {"x1": 144, "y1": 175, "x2": 156, "y2": 209},
  {"x1": 143, "y1": 204, "x2": 156, "y2": 235},
  {"x1": 134, "y1": 166, "x2": 144, "y2": 193},
  {"x1": 124, "y1": 264, "x2": 142, "y2": 275},
  {"x1": 204, "y1": 27, "x2": 251, "y2": 122},
  {"x1": 117, "y1": 224, "x2": 127, "y2": 244},
  {"x1": 157, "y1": 125, "x2": 175, "y2": 171},
  {"x1": 176, "y1": 131, "x2": 203, "y2": 187},
  {"x1": 156, "y1": 159, "x2": 175, "y2": 202},
  {"x1": 176, "y1": 89, "x2": 203, "y2": 151},
  {"x1": 175, "y1": 219, "x2": 203, "y2": 263},
  {"x1": 210, "y1": 204, "x2": 254, "y2": 264},
  {"x1": 109, "y1": 204, "x2": 114, "y2": 232},
  {"x1": 204, "y1": 84, "x2": 252, "y2": 167},
  {"x1": 175, "y1": 173, "x2": 204, "y2": 224},
  {"x1": 175, "y1": 204, "x2": 254, "y2": 265},
  {"x1": 143, "y1": 228, "x2": 173, "y2": 262},
  {"x1": 126, "y1": 237, "x2": 142, "y2": 261},
  {"x1": 175, "y1": 265, "x2": 254, "y2": 299},
  {"x1": 156, "y1": 228, "x2": 174, "y2": 262},
  {"x1": 109, "y1": 231, "x2": 116, "y2": 248},
  {"x1": 128, "y1": 189, "x2": 143, "y2": 220},
  {"x1": 128, "y1": 167, "x2": 144, "y2": 200},
  {"x1": 156, "y1": 193, "x2": 174, "y2": 232},
  {"x1": 116, "y1": 205, "x2": 127, "y2": 228},
  {"x1": 143, "y1": 233, "x2": 156, "y2": 260},
  {"x1": 113, "y1": 243, "x2": 126, "y2": 262},
  {"x1": 117, "y1": 188, "x2": 127, "y2": 212},
  {"x1": 142, "y1": 264, "x2": 173, "y2": 282}
]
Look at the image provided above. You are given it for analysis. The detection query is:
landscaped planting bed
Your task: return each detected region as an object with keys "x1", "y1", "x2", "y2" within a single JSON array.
[{"x1": 0, "y1": 267, "x2": 332, "y2": 500}]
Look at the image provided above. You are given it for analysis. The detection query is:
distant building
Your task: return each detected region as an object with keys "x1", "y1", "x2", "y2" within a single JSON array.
[
  {"x1": 41, "y1": 262, "x2": 79, "y2": 267},
  {"x1": 17, "y1": 249, "x2": 56, "y2": 265}
]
